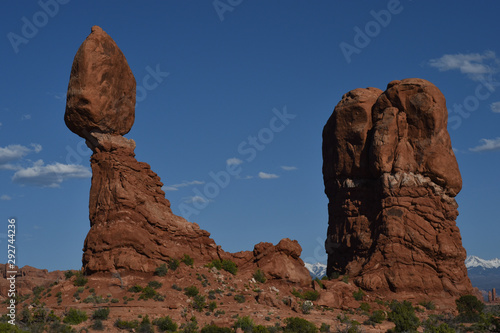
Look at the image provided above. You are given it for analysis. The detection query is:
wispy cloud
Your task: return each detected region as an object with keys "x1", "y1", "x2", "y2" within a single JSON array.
[
  {"x1": 21, "y1": 114, "x2": 32, "y2": 120},
  {"x1": 0, "y1": 122, "x2": 2, "y2": 127},
  {"x1": 226, "y1": 157, "x2": 243, "y2": 166},
  {"x1": 281, "y1": 165, "x2": 297, "y2": 171},
  {"x1": 0, "y1": 195, "x2": 11, "y2": 201},
  {"x1": 0, "y1": 144, "x2": 42, "y2": 166},
  {"x1": 469, "y1": 137, "x2": 500, "y2": 152},
  {"x1": 491, "y1": 102, "x2": 500, "y2": 113},
  {"x1": 184, "y1": 196, "x2": 208, "y2": 204},
  {"x1": 258, "y1": 172, "x2": 279, "y2": 179},
  {"x1": 428, "y1": 51, "x2": 499, "y2": 81},
  {"x1": 162, "y1": 180, "x2": 205, "y2": 191},
  {"x1": 12, "y1": 160, "x2": 91, "y2": 187}
]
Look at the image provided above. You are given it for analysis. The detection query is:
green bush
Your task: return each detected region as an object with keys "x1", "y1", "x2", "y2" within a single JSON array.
[
  {"x1": 208, "y1": 301, "x2": 217, "y2": 312},
  {"x1": 456, "y1": 294, "x2": 484, "y2": 323},
  {"x1": 368, "y1": 309, "x2": 386, "y2": 324},
  {"x1": 92, "y1": 307, "x2": 110, "y2": 320},
  {"x1": 182, "y1": 254, "x2": 194, "y2": 267},
  {"x1": 148, "y1": 280, "x2": 163, "y2": 289},
  {"x1": 283, "y1": 317, "x2": 318, "y2": 332},
  {"x1": 111, "y1": 298, "x2": 119, "y2": 303},
  {"x1": 139, "y1": 286, "x2": 158, "y2": 300},
  {"x1": 184, "y1": 285, "x2": 199, "y2": 297},
  {"x1": 73, "y1": 273, "x2": 88, "y2": 287},
  {"x1": 153, "y1": 315, "x2": 178, "y2": 332},
  {"x1": 387, "y1": 300, "x2": 420, "y2": 333},
  {"x1": 64, "y1": 270, "x2": 74, "y2": 280},
  {"x1": 319, "y1": 323, "x2": 330, "y2": 332},
  {"x1": 201, "y1": 324, "x2": 232, "y2": 333},
  {"x1": 92, "y1": 319, "x2": 104, "y2": 331},
  {"x1": 234, "y1": 316, "x2": 254, "y2": 332},
  {"x1": 422, "y1": 316, "x2": 455, "y2": 333},
  {"x1": 172, "y1": 284, "x2": 182, "y2": 291},
  {"x1": 128, "y1": 284, "x2": 143, "y2": 293},
  {"x1": 207, "y1": 259, "x2": 238, "y2": 275},
  {"x1": 63, "y1": 308, "x2": 88, "y2": 325},
  {"x1": 192, "y1": 295, "x2": 206, "y2": 312},
  {"x1": 234, "y1": 294, "x2": 246, "y2": 303},
  {"x1": 253, "y1": 269, "x2": 267, "y2": 283},
  {"x1": 155, "y1": 263, "x2": 168, "y2": 277},
  {"x1": 168, "y1": 258, "x2": 180, "y2": 271},
  {"x1": 0, "y1": 322, "x2": 30, "y2": 332},
  {"x1": 359, "y1": 302, "x2": 371, "y2": 313},
  {"x1": 302, "y1": 300, "x2": 314, "y2": 314},
  {"x1": 115, "y1": 318, "x2": 139, "y2": 330},
  {"x1": 419, "y1": 300, "x2": 436, "y2": 310},
  {"x1": 352, "y1": 288, "x2": 365, "y2": 301},
  {"x1": 253, "y1": 325, "x2": 271, "y2": 333},
  {"x1": 303, "y1": 290, "x2": 320, "y2": 301}
]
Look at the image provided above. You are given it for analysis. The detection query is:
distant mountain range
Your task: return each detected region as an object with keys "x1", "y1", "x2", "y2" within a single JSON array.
[
  {"x1": 305, "y1": 255, "x2": 500, "y2": 291},
  {"x1": 465, "y1": 255, "x2": 500, "y2": 291},
  {"x1": 304, "y1": 262, "x2": 327, "y2": 279}
]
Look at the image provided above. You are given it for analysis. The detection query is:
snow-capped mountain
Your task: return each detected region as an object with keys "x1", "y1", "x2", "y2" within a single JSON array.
[
  {"x1": 465, "y1": 255, "x2": 500, "y2": 291},
  {"x1": 304, "y1": 262, "x2": 327, "y2": 279},
  {"x1": 465, "y1": 255, "x2": 500, "y2": 269}
]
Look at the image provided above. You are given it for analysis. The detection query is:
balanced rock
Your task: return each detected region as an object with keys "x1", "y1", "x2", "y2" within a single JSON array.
[
  {"x1": 323, "y1": 78, "x2": 472, "y2": 297},
  {"x1": 65, "y1": 26, "x2": 311, "y2": 285},
  {"x1": 65, "y1": 26, "x2": 135, "y2": 138}
]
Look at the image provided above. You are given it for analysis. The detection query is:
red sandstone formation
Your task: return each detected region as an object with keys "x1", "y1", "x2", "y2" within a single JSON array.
[
  {"x1": 322, "y1": 78, "x2": 473, "y2": 298},
  {"x1": 64, "y1": 26, "x2": 310, "y2": 284}
]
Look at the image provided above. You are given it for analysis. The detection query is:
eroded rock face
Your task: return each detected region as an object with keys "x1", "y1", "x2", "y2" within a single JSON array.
[
  {"x1": 65, "y1": 26, "x2": 310, "y2": 285},
  {"x1": 323, "y1": 78, "x2": 472, "y2": 297}
]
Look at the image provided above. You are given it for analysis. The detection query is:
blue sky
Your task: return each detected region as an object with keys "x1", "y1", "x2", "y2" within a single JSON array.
[{"x1": 1, "y1": 1, "x2": 499, "y2": 271}]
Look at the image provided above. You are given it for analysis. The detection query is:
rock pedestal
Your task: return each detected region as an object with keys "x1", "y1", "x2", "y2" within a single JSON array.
[
  {"x1": 322, "y1": 79, "x2": 472, "y2": 297},
  {"x1": 65, "y1": 26, "x2": 311, "y2": 284}
]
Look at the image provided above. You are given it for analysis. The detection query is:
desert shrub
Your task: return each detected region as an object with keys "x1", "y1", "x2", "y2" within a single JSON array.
[
  {"x1": 155, "y1": 264, "x2": 168, "y2": 277},
  {"x1": 180, "y1": 317, "x2": 199, "y2": 332},
  {"x1": 304, "y1": 290, "x2": 320, "y2": 301},
  {"x1": 148, "y1": 280, "x2": 162, "y2": 289},
  {"x1": 73, "y1": 272, "x2": 88, "y2": 287},
  {"x1": 139, "y1": 286, "x2": 158, "y2": 300},
  {"x1": 64, "y1": 270, "x2": 74, "y2": 280},
  {"x1": 201, "y1": 324, "x2": 232, "y2": 333},
  {"x1": 253, "y1": 325, "x2": 270, "y2": 333},
  {"x1": 387, "y1": 300, "x2": 420, "y2": 332},
  {"x1": 367, "y1": 309, "x2": 386, "y2": 324},
  {"x1": 291, "y1": 288, "x2": 303, "y2": 299},
  {"x1": 0, "y1": 322, "x2": 28, "y2": 332},
  {"x1": 359, "y1": 302, "x2": 371, "y2": 312},
  {"x1": 314, "y1": 277, "x2": 324, "y2": 289},
  {"x1": 234, "y1": 294, "x2": 246, "y2": 303},
  {"x1": 283, "y1": 317, "x2": 318, "y2": 333},
  {"x1": 319, "y1": 323, "x2": 330, "y2": 332},
  {"x1": 110, "y1": 298, "x2": 119, "y2": 303},
  {"x1": 302, "y1": 300, "x2": 314, "y2": 314},
  {"x1": 63, "y1": 308, "x2": 88, "y2": 325},
  {"x1": 422, "y1": 316, "x2": 455, "y2": 333},
  {"x1": 92, "y1": 307, "x2": 110, "y2": 320},
  {"x1": 182, "y1": 254, "x2": 194, "y2": 267},
  {"x1": 48, "y1": 321, "x2": 75, "y2": 333},
  {"x1": 207, "y1": 259, "x2": 238, "y2": 275},
  {"x1": 153, "y1": 315, "x2": 178, "y2": 332},
  {"x1": 192, "y1": 295, "x2": 206, "y2": 312},
  {"x1": 234, "y1": 316, "x2": 254, "y2": 332},
  {"x1": 419, "y1": 300, "x2": 436, "y2": 310},
  {"x1": 168, "y1": 258, "x2": 180, "y2": 271},
  {"x1": 128, "y1": 285, "x2": 143, "y2": 293},
  {"x1": 342, "y1": 275, "x2": 349, "y2": 283},
  {"x1": 184, "y1": 285, "x2": 199, "y2": 297},
  {"x1": 352, "y1": 288, "x2": 365, "y2": 301},
  {"x1": 115, "y1": 318, "x2": 139, "y2": 330},
  {"x1": 92, "y1": 319, "x2": 104, "y2": 331},
  {"x1": 172, "y1": 284, "x2": 182, "y2": 291},
  {"x1": 208, "y1": 301, "x2": 217, "y2": 312},
  {"x1": 138, "y1": 315, "x2": 154, "y2": 333},
  {"x1": 456, "y1": 294, "x2": 484, "y2": 323},
  {"x1": 253, "y1": 269, "x2": 267, "y2": 283},
  {"x1": 83, "y1": 294, "x2": 107, "y2": 304}
]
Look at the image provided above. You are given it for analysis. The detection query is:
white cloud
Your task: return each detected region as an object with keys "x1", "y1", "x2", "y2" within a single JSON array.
[
  {"x1": 226, "y1": 157, "x2": 243, "y2": 166},
  {"x1": 281, "y1": 165, "x2": 297, "y2": 171},
  {"x1": 165, "y1": 180, "x2": 205, "y2": 189},
  {"x1": 21, "y1": 114, "x2": 32, "y2": 120},
  {"x1": 258, "y1": 172, "x2": 279, "y2": 179},
  {"x1": 469, "y1": 137, "x2": 500, "y2": 152},
  {"x1": 1, "y1": 195, "x2": 11, "y2": 201},
  {"x1": 162, "y1": 186, "x2": 178, "y2": 191},
  {"x1": 185, "y1": 196, "x2": 208, "y2": 204},
  {"x1": 12, "y1": 160, "x2": 91, "y2": 187},
  {"x1": 491, "y1": 102, "x2": 500, "y2": 113},
  {"x1": 0, "y1": 144, "x2": 42, "y2": 165},
  {"x1": 428, "y1": 51, "x2": 498, "y2": 81}
]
